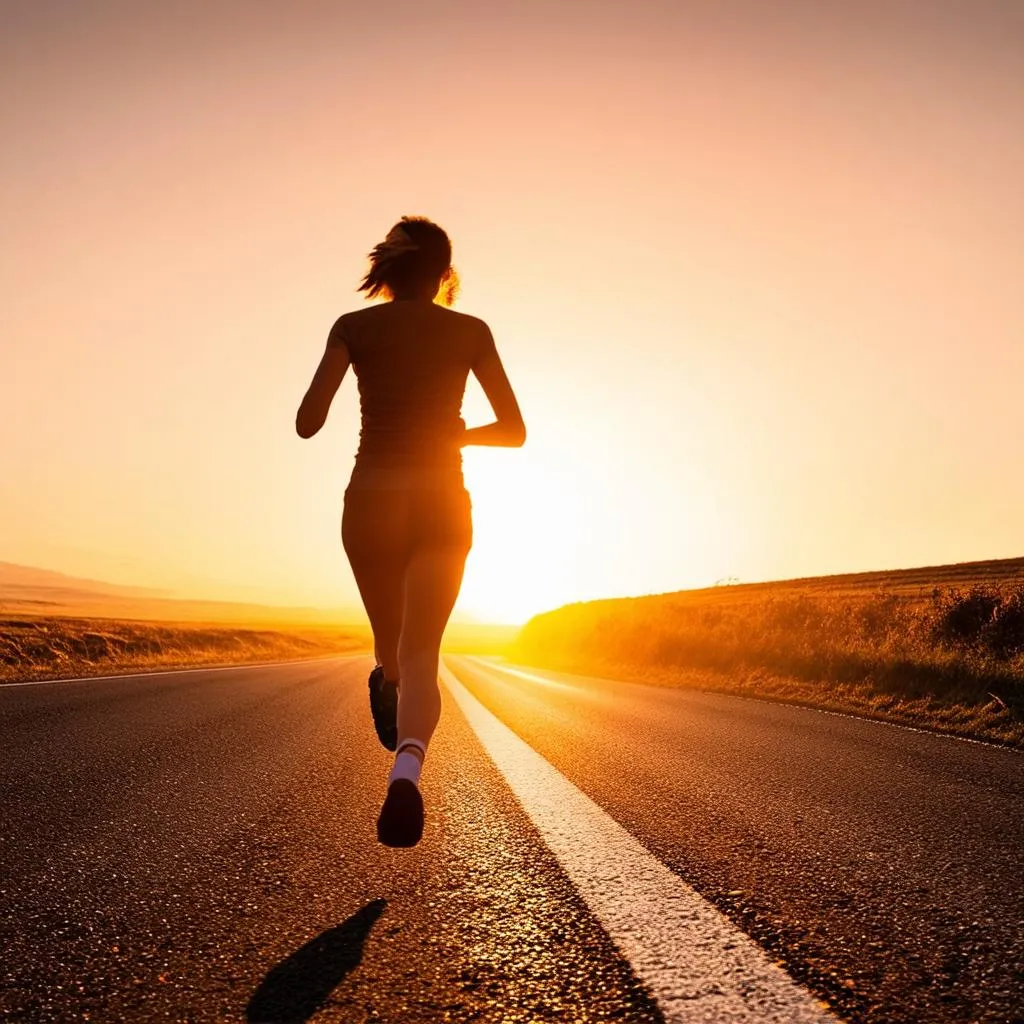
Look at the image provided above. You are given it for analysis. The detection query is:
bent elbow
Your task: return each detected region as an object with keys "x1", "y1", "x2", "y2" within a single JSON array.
[{"x1": 511, "y1": 423, "x2": 527, "y2": 447}]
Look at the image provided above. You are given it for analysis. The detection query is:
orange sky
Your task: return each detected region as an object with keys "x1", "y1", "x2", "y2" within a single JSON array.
[{"x1": 2, "y1": 0, "x2": 1022, "y2": 623}]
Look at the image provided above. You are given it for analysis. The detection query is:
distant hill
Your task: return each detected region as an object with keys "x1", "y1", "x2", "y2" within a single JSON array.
[
  {"x1": 0, "y1": 562, "x2": 365, "y2": 626},
  {"x1": 662, "y1": 554, "x2": 1024, "y2": 603},
  {"x1": 745, "y1": 555, "x2": 1024, "y2": 594}
]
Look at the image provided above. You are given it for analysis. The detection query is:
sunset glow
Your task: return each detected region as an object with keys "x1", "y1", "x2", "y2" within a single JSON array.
[{"x1": 2, "y1": 1, "x2": 1022, "y2": 625}]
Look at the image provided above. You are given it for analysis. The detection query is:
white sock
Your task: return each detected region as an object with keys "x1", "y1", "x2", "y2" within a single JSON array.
[{"x1": 388, "y1": 739, "x2": 426, "y2": 788}]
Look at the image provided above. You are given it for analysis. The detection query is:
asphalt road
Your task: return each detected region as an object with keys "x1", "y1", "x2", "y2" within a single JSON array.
[{"x1": 1, "y1": 656, "x2": 1021, "y2": 1023}]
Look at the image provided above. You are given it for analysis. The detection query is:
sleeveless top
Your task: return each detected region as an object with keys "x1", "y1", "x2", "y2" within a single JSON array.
[{"x1": 329, "y1": 300, "x2": 495, "y2": 490}]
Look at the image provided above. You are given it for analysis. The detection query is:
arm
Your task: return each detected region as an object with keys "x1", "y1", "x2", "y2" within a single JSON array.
[
  {"x1": 295, "y1": 320, "x2": 351, "y2": 439},
  {"x1": 462, "y1": 325, "x2": 526, "y2": 448}
]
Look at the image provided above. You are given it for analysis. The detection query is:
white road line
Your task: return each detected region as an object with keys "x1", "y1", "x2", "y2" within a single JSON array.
[
  {"x1": 469, "y1": 660, "x2": 583, "y2": 693},
  {"x1": 440, "y1": 660, "x2": 836, "y2": 1024},
  {"x1": 0, "y1": 654, "x2": 362, "y2": 689}
]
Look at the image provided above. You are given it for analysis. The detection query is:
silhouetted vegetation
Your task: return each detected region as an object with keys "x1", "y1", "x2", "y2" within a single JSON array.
[
  {"x1": 513, "y1": 560, "x2": 1024, "y2": 746},
  {"x1": 0, "y1": 617, "x2": 365, "y2": 682}
]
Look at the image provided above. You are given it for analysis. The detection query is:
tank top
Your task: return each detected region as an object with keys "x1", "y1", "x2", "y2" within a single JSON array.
[{"x1": 329, "y1": 300, "x2": 495, "y2": 490}]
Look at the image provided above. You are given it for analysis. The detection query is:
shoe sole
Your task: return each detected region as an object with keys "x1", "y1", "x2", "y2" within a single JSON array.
[{"x1": 377, "y1": 779, "x2": 424, "y2": 848}]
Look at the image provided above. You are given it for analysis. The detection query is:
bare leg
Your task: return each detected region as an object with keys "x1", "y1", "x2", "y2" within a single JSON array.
[
  {"x1": 396, "y1": 545, "x2": 469, "y2": 748},
  {"x1": 342, "y1": 493, "x2": 407, "y2": 682},
  {"x1": 345, "y1": 485, "x2": 471, "y2": 848}
]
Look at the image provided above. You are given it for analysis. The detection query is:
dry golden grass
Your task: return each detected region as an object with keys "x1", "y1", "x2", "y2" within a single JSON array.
[
  {"x1": 0, "y1": 613, "x2": 518, "y2": 685},
  {"x1": 512, "y1": 557, "x2": 1024, "y2": 748},
  {"x1": 0, "y1": 616, "x2": 369, "y2": 683}
]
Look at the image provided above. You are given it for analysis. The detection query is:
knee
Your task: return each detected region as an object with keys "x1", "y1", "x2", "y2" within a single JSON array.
[{"x1": 397, "y1": 643, "x2": 439, "y2": 678}]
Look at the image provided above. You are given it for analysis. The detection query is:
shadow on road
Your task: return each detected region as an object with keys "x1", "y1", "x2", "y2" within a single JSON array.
[{"x1": 246, "y1": 898, "x2": 387, "y2": 1023}]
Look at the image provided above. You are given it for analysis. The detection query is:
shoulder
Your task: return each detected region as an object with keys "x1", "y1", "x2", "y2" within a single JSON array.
[
  {"x1": 327, "y1": 307, "x2": 376, "y2": 350},
  {"x1": 437, "y1": 308, "x2": 495, "y2": 350},
  {"x1": 440, "y1": 308, "x2": 489, "y2": 332},
  {"x1": 333, "y1": 307, "x2": 378, "y2": 331}
]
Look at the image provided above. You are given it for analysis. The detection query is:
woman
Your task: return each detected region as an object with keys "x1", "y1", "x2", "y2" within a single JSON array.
[{"x1": 295, "y1": 216, "x2": 526, "y2": 849}]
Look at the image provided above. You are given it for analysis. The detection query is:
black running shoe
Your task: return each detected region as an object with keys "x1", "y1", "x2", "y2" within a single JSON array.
[
  {"x1": 368, "y1": 665, "x2": 398, "y2": 751},
  {"x1": 376, "y1": 779, "x2": 424, "y2": 848}
]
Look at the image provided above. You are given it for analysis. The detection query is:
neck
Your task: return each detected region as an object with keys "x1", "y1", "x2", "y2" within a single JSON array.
[{"x1": 392, "y1": 281, "x2": 440, "y2": 303}]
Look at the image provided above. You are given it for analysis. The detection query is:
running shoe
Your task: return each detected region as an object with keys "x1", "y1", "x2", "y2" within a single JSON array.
[
  {"x1": 376, "y1": 779, "x2": 424, "y2": 848},
  {"x1": 368, "y1": 665, "x2": 398, "y2": 751}
]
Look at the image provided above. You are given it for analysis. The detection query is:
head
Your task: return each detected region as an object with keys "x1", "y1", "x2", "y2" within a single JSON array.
[{"x1": 358, "y1": 216, "x2": 459, "y2": 305}]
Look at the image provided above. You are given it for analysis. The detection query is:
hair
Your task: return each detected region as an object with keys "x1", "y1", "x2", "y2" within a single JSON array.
[{"x1": 358, "y1": 215, "x2": 460, "y2": 306}]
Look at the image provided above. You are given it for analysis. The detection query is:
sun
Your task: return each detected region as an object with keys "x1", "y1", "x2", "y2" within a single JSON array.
[{"x1": 457, "y1": 450, "x2": 588, "y2": 624}]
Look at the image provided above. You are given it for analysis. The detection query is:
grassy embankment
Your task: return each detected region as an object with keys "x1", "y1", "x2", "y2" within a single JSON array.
[
  {"x1": 0, "y1": 617, "x2": 370, "y2": 684},
  {"x1": 0, "y1": 615, "x2": 519, "y2": 684},
  {"x1": 511, "y1": 557, "x2": 1024, "y2": 747}
]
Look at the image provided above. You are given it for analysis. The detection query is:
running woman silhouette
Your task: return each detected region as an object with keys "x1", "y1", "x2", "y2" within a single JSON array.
[{"x1": 296, "y1": 217, "x2": 526, "y2": 847}]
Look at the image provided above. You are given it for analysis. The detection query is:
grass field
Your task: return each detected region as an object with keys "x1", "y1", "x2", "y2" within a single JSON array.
[
  {"x1": 0, "y1": 614, "x2": 519, "y2": 685},
  {"x1": 511, "y1": 556, "x2": 1024, "y2": 747},
  {"x1": 0, "y1": 562, "x2": 519, "y2": 684},
  {"x1": 0, "y1": 617, "x2": 370, "y2": 683}
]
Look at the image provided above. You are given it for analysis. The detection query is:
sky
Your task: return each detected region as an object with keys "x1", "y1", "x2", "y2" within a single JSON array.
[{"x1": 2, "y1": 0, "x2": 1022, "y2": 624}]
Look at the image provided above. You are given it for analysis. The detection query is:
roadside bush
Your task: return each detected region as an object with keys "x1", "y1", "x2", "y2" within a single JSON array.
[
  {"x1": 514, "y1": 583, "x2": 1024, "y2": 719},
  {"x1": 931, "y1": 586, "x2": 1024, "y2": 658}
]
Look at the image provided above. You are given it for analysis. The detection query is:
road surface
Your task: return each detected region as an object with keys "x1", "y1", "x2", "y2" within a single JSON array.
[{"x1": 1, "y1": 656, "x2": 1021, "y2": 1022}]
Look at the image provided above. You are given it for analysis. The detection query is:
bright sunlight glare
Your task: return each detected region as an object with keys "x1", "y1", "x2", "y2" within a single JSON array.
[{"x1": 459, "y1": 452, "x2": 587, "y2": 624}]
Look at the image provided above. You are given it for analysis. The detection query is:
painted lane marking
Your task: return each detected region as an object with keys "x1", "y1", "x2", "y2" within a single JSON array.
[
  {"x1": 0, "y1": 654, "x2": 363, "y2": 689},
  {"x1": 467, "y1": 660, "x2": 585, "y2": 694},
  {"x1": 440, "y1": 660, "x2": 836, "y2": 1024}
]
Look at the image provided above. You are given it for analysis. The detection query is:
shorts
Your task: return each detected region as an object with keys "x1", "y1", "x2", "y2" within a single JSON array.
[{"x1": 342, "y1": 482, "x2": 473, "y2": 559}]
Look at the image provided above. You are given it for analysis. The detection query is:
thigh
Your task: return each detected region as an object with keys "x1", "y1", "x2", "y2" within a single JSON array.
[
  {"x1": 411, "y1": 486, "x2": 473, "y2": 553},
  {"x1": 342, "y1": 489, "x2": 411, "y2": 633},
  {"x1": 401, "y1": 487, "x2": 473, "y2": 648},
  {"x1": 401, "y1": 545, "x2": 470, "y2": 653}
]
